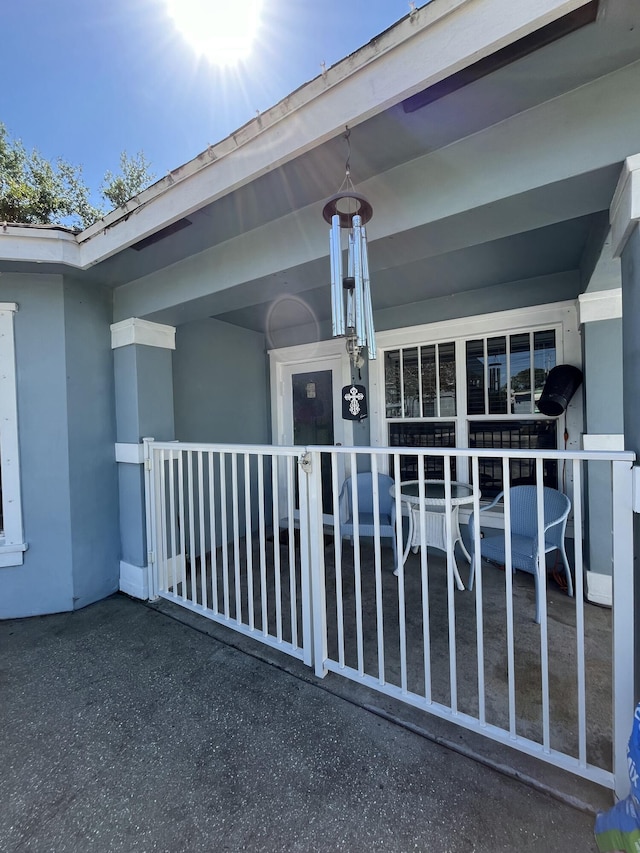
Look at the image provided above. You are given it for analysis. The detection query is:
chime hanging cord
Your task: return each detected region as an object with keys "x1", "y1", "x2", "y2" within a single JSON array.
[{"x1": 338, "y1": 127, "x2": 356, "y2": 200}]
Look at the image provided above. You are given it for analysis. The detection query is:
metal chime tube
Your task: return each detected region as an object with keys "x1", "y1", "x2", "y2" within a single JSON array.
[
  {"x1": 352, "y1": 215, "x2": 364, "y2": 346},
  {"x1": 330, "y1": 215, "x2": 345, "y2": 336},
  {"x1": 346, "y1": 230, "x2": 355, "y2": 331},
  {"x1": 361, "y1": 226, "x2": 377, "y2": 359}
]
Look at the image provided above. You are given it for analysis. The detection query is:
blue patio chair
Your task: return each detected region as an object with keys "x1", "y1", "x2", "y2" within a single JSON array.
[
  {"x1": 467, "y1": 485, "x2": 573, "y2": 623},
  {"x1": 339, "y1": 473, "x2": 400, "y2": 571}
]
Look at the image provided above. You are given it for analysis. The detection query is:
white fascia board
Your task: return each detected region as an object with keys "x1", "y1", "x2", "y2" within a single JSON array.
[
  {"x1": 0, "y1": 226, "x2": 81, "y2": 266},
  {"x1": 578, "y1": 288, "x2": 622, "y2": 324},
  {"x1": 110, "y1": 317, "x2": 176, "y2": 350},
  {"x1": 610, "y1": 153, "x2": 640, "y2": 257},
  {"x1": 78, "y1": 0, "x2": 591, "y2": 269}
]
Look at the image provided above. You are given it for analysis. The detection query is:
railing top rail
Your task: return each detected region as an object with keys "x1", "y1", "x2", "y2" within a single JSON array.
[
  {"x1": 309, "y1": 445, "x2": 636, "y2": 463},
  {"x1": 148, "y1": 441, "x2": 304, "y2": 456},
  {"x1": 143, "y1": 440, "x2": 635, "y2": 464}
]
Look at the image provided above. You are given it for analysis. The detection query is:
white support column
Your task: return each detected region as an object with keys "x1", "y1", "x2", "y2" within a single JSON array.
[
  {"x1": 111, "y1": 318, "x2": 176, "y2": 599},
  {"x1": 610, "y1": 156, "x2": 640, "y2": 736}
]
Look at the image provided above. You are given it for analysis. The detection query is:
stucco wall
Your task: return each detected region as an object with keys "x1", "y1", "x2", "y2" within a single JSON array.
[
  {"x1": 0, "y1": 273, "x2": 119, "y2": 618},
  {"x1": 63, "y1": 277, "x2": 120, "y2": 608},
  {"x1": 173, "y1": 318, "x2": 269, "y2": 444}
]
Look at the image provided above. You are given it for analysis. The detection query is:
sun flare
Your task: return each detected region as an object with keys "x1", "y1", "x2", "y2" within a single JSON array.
[{"x1": 166, "y1": 0, "x2": 263, "y2": 66}]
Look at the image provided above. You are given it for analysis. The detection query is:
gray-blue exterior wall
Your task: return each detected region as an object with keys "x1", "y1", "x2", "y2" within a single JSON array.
[
  {"x1": 173, "y1": 318, "x2": 269, "y2": 444},
  {"x1": 63, "y1": 277, "x2": 120, "y2": 607},
  {"x1": 0, "y1": 274, "x2": 119, "y2": 618}
]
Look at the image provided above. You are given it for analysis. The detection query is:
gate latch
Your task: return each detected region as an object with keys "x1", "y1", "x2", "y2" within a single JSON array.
[{"x1": 298, "y1": 452, "x2": 312, "y2": 474}]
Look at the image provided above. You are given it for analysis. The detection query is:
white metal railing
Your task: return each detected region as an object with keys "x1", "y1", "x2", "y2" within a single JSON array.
[
  {"x1": 144, "y1": 440, "x2": 635, "y2": 797},
  {"x1": 144, "y1": 441, "x2": 313, "y2": 665}
]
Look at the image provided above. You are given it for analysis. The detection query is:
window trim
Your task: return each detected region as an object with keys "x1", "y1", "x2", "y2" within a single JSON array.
[
  {"x1": 370, "y1": 301, "x2": 582, "y2": 453},
  {"x1": 0, "y1": 303, "x2": 27, "y2": 566}
]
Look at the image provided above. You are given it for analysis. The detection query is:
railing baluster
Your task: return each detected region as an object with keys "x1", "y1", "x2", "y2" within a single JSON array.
[
  {"x1": 197, "y1": 451, "x2": 207, "y2": 610},
  {"x1": 258, "y1": 454, "x2": 268, "y2": 636},
  {"x1": 231, "y1": 452, "x2": 242, "y2": 623},
  {"x1": 351, "y1": 451, "x2": 365, "y2": 676},
  {"x1": 286, "y1": 455, "x2": 297, "y2": 649},
  {"x1": 393, "y1": 452, "x2": 407, "y2": 694},
  {"x1": 272, "y1": 453, "x2": 283, "y2": 642},
  {"x1": 418, "y1": 466, "x2": 432, "y2": 704},
  {"x1": 472, "y1": 455, "x2": 485, "y2": 727},
  {"x1": 371, "y1": 454, "x2": 386, "y2": 686},
  {"x1": 244, "y1": 453, "x2": 255, "y2": 631},
  {"x1": 168, "y1": 449, "x2": 177, "y2": 595},
  {"x1": 157, "y1": 449, "x2": 167, "y2": 594},
  {"x1": 208, "y1": 451, "x2": 218, "y2": 615},
  {"x1": 187, "y1": 450, "x2": 197, "y2": 605},
  {"x1": 443, "y1": 465, "x2": 457, "y2": 713},
  {"x1": 219, "y1": 452, "x2": 230, "y2": 619},
  {"x1": 177, "y1": 450, "x2": 187, "y2": 601},
  {"x1": 331, "y1": 452, "x2": 345, "y2": 668},
  {"x1": 503, "y1": 460, "x2": 516, "y2": 739},
  {"x1": 536, "y1": 457, "x2": 551, "y2": 753},
  {"x1": 572, "y1": 457, "x2": 586, "y2": 767}
]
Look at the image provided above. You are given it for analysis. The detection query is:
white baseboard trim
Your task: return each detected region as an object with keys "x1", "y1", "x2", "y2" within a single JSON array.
[
  {"x1": 119, "y1": 560, "x2": 149, "y2": 600},
  {"x1": 586, "y1": 570, "x2": 612, "y2": 607}
]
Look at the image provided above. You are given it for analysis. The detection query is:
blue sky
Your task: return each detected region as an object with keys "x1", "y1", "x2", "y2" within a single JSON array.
[{"x1": 3, "y1": 1, "x2": 427, "y2": 206}]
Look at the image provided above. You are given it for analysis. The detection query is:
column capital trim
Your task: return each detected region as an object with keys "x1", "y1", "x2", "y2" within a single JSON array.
[
  {"x1": 578, "y1": 288, "x2": 622, "y2": 324},
  {"x1": 111, "y1": 317, "x2": 176, "y2": 350},
  {"x1": 611, "y1": 154, "x2": 640, "y2": 258}
]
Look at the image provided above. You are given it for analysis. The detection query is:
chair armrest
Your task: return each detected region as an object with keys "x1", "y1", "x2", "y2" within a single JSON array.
[{"x1": 468, "y1": 491, "x2": 503, "y2": 539}]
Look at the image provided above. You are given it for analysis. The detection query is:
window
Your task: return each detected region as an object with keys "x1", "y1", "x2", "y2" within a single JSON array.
[
  {"x1": 0, "y1": 303, "x2": 26, "y2": 566},
  {"x1": 379, "y1": 307, "x2": 575, "y2": 498}
]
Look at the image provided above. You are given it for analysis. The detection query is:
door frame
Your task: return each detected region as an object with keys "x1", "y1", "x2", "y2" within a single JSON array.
[
  {"x1": 269, "y1": 339, "x2": 354, "y2": 449},
  {"x1": 269, "y1": 340, "x2": 353, "y2": 525}
]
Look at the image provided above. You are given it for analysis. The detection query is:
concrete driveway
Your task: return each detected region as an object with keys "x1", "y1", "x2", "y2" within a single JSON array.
[{"x1": 0, "y1": 595, "x2": 599, "y2": 852}]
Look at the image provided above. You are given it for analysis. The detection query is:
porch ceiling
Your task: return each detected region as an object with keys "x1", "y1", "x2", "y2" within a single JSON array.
[{"x1": 86, "y1": 1, "x2": 640, "y2": 330}]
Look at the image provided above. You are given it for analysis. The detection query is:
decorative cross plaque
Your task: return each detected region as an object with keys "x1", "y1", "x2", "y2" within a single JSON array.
[{"x1": 342, "y1": 384, "x2": 367, "y2": 421}]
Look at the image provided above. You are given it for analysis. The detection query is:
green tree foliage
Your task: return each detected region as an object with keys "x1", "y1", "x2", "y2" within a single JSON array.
[
  {"x1": 0, "y1": 123, "x2": 155, "y2": 230},
  {"x1": 101, "y1": 151, "x2": 155, "y2": 210}
]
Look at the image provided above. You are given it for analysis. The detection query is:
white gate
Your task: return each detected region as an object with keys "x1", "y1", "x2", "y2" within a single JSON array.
[
  {"x1": 144, "y1": 439, "x2": 636, "y2": 798},
  {"x1": 144, "y1": 441, "x2": 313, "y2": 666}
]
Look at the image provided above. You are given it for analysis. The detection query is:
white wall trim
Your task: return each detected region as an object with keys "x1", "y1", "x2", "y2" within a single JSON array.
[
  {"x1": 586, "y1": 570, "x2": 612, "y2": 608},
  {"x1": 268, "y1": 337, "x2": 347, "y2": 365},
  {"x1": 110, "y1": 317, "x2": 176, "y2": 350},
  {"x1": 578, "y1": 289, "x2": 622, "y2": 324},
  {"x1": 610, "y1": 154, "x2": 640, "y2": 257},
  {"x1": 0, "y1": 305, "x2": 26, "y2": 564},
  {"x1": 374, "y1": 300, "x2": 578, "y2": 349},
  {"x1": 582, "y1": 434, "x2": 624, "y2": 452},
  {"x1": 115, "y1": 443, "x2": 145, "y2": 464},
  {"x1": 119, "y1": 560, "x2": 149, "y2": 600}
]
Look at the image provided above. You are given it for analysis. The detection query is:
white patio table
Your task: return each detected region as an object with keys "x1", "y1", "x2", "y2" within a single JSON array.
[{"x1": 391, "y1": 480, "x2": 478, "y2": 590}]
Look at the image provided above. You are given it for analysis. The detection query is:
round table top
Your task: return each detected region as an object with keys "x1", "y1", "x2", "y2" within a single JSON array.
[{"x1": 393, "y1": 480, "x2": 477, "y2": 506}]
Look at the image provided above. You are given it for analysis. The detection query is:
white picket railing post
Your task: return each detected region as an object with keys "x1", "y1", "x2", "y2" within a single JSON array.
[
  {"x1": 304, "y1": 449, "x2": 328, "y2": 678},
  {"x1": 142, "y1": 437, "x2": 159, "y2": 601},
  {"x1": 612, "y1": 459, "x2": 635, "y2": 799}
]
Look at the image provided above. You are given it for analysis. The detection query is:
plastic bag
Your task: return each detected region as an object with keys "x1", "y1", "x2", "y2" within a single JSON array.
[{"x1": 595, "y1": 704, "x2": 640, "y2": 852}]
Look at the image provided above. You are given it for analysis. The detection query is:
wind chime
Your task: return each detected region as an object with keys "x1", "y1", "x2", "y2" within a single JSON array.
[
  {"x1": 322, "y1": 129, "x2": 376, "y2": 371},
  {"x1": 322, "y1": 129, "x2": 375, "y2": 421}
]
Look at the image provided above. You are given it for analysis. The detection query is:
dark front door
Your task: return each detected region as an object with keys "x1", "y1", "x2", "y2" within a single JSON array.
[{"x1": 292, "y1": 370, "x2": 335, "y2": 513}]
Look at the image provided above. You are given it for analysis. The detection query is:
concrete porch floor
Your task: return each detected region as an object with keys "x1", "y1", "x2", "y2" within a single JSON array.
[{"x1": 0, "y1": 592, "x2": 604, "y2": 852}]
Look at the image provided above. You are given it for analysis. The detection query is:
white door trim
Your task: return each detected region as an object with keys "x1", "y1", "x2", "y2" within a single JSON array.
[{"x1": 269, "y1": 340, "x2": 353, "y2": 448}]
